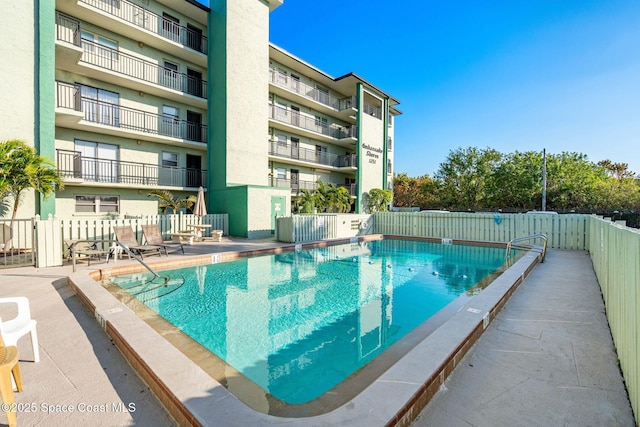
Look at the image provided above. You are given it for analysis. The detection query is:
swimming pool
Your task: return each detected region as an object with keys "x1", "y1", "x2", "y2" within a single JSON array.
[{"x1": 106, "y1": 238, "x2": 518, "y2": 407}]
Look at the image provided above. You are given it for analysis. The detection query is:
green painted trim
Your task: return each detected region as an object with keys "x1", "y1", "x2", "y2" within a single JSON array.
[
  {"x1": 36, "y1": 0, "x2": 56, "y2": 217},
  {"x1": 207, "y1": 2, "x2": 227, "y2": 194},
  {"x1": 382, "y1": 97, "x2": 389, "y2": 189},
  {"x1": 355, "y1": 83, "x2": 364, "y2": 213}
]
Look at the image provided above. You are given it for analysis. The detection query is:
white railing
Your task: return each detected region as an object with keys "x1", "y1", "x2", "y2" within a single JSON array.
[
  {"x1": 275, "y1": 214, "x2": 370, "y2": 243},
  {"x1": 32, "y1": 213, "x2": 228, "y2": 267},
  {"x1": 587, "y1": 216, "x2": 640, "y2": 419},
  {"x1": 373, "y1": 212, "x2": 588, "y2": 250},
  {"x1": 0, "y1": 218, "x2": 36, "y2": 268}
]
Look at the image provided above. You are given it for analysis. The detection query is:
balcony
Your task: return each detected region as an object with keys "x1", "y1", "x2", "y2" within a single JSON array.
[
  {"x1": 268, "y1": 69, "x2": 357, "y2": 121},
  {"x1": 55, "y1": 12, "x2": 206, "y2": 108},
  {"x1": 269, "y1": 177, "x2": 356, "y2": 197},
  {"x1": 56, "y1": 81, "x2": 207, "y2": 146},
  {"x1": 269, "y1": 177, "x2": 318, "y2": 193},
  {"x1": 79, "y1": 0, "x2": 207, "y2": 53},
  {"x1": 57, "y1": 149, "x2": 206, "y2": 188},
  {"x1": 363, "y1": 102, "x2": 382, "y2": 120},
  {"x1": 268, "y1": 141, "x2": 356, "y2": 169},
  {"x1": 268, "y1": 104, "x2": 357, "y2": 146},
  {"x1": 65, "y1": 0, "x2": 207, "y2": 67}
]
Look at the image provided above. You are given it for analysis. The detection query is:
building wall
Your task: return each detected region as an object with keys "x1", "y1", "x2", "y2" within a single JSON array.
[
  {"x1": 209, "y1": 0, "x2": 271, "y2": 189},
  {"x1": 55, "y1": 186, "x2": 162, "y2": 217},
  {"x1": 0, "y1": 1, "x2": 57, "y2": 219},
  {"x1": 53, "y1": 0, "x2": 209, "y2": 219},
  {"x1": 0, "y1": 3, "x2": 36, "y2": 144}
]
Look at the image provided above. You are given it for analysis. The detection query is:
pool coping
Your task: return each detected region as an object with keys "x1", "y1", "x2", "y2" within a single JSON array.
[{"x1": 67, "y1": 235, "x2": 543, "y2": 426}]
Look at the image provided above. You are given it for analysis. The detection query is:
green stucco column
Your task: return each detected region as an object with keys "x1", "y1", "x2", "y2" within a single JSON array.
[
  {"x1": 36, "y1": 0, "x2": 56, "y2": 217},
  {"x1": 382, "y1": 97, "x2": 389, "y2": 190},
  {"x1": 355, "y1": 83, "x2": 364, "y2": 213}
]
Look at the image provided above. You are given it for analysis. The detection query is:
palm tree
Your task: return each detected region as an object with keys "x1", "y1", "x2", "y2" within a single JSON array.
[
  {"x1": 364, "y1": 188, "x2": 393, "y2": 213},
  {"x1": 148, "y1": 190, "x2": 197, "y2": 214},
  {"x1": 0, "y1": 140, "x2": 64, "y2": 221},
  {"x1": 293, "y1": 179, "x2": 353, "y2": 213}
]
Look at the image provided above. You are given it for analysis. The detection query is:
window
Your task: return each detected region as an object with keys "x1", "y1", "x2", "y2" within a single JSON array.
[
  {"x1": 162, "y1": 61, "x2": 179, "y2": 90},
  {"x1": 162, "y1": 12, "x2": 180, "y2": 42},
  {"x1": 161, "y1": 105, "x2": 179, "y2": 138},
  {"x1": 81, "y1": 31, "x2": 119, "y2": 64},
  {"x1": 74, "y1": 140, "x2": 119, "y2": 183},
  {"x1": 315, "y1": 145, "x2": 328, "y2": 164},
  {"x1": 276, "y1": 168, "x2": 286, "y2": 179},
  {"x1": 75, "y1": 195, "x2": 119, "y2": 213},
  {"x1": 291, "y1": 74, "x2": 300, "y2": 93},
  {"x1": 162, "y1": 152, "x2": 178, "y2": 167},
  {"x1": 275, "y1": 101, "x2": 288, "y2": 121},
  {"x1": 314, "y1": 115, "x2": 328, "y2": 128},
  {"x1": 277, "y1": 68, "x2": 288, "y2": 85},
  {"x1": 79, "y1": 84, "x2": 119, "y2": 126},
  {"x1": 316, "y1": 86, "x2": 329, "y2": 105},
  {"x1": 276, "y1": 134, "x2": 287, "y2": 147}
]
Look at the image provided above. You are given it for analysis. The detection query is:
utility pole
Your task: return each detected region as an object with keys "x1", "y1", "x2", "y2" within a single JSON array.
[{"x1": 542, "y1": 148, "x2": 547, "y2": 211}]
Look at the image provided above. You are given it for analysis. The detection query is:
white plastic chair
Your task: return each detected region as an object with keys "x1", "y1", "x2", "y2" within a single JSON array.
[{"x1": 0, "y1": 297, "x2": 39, "y2": 363}]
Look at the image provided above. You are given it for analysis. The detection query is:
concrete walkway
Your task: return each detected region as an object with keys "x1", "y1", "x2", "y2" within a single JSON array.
[
  {"x1": 0, "y1": 246, "x2": 635, "y2": 426},
  {"x1": 412, "y1": 250, "x2": 635, "y2": 427}
]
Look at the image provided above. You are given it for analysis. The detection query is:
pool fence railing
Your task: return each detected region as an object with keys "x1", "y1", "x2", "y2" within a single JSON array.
[
  {"x1": 28, "y1": 213, "x2": 228, "y2": 268},
  {"x1": 7, "y1": 210, "x2": 640, "y2": 422}
]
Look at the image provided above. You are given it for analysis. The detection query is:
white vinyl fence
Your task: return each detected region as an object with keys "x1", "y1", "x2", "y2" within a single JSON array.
[
  {"x1": 588, "y1": 216, "x2": 640, "y2": 420},
  {"x1": 276, "y1": 214, "x2": 371, "y2": 243},
  {"x1": 33, "y1": 213, "x2": 228, "y2": 267},
  {"x1": 373, "y1": 212, "x2": 588, "y2": 249}
]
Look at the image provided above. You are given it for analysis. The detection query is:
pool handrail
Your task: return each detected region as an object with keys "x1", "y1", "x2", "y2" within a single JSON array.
[
  {"x1": 114, "y1": 237, "x2": 163, "y2": 281},
  {"x1": 506, "y1": 233, "x2": 548, "y2": 262}
]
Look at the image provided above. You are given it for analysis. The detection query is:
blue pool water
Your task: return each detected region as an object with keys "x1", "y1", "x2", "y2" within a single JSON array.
[{"x1": 110, "y1": 239, "x2": 514, "y2": 404}]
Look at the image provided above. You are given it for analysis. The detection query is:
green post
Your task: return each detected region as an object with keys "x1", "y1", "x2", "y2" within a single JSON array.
[
  {"x1": 36, "y1": 0, "x2": 56, "y2": 217},
  {"x1": 355, "y1": 83, "x2": 364, "y2": 213}
]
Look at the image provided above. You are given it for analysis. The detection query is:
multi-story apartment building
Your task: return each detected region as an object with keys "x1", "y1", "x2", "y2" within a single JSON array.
[
  {"x1": 267, "y1": 44, "x2": 401, "y2": 214},
  {"x1": 0, "y1": 0, "x2": 400, "y2": 238}
]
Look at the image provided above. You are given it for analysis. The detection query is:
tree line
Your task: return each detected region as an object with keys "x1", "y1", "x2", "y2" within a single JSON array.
[{"x1": 393, "y1": 147, "x2": 640, "y2": 212}]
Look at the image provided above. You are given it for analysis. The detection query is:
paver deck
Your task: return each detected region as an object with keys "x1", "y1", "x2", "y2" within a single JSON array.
[
  {"x1": 412, "y1": 250, "x2": 635, "y2": 427},
  {"x1": 0, "y1": 242, "x2": 634, "y2": 426}
]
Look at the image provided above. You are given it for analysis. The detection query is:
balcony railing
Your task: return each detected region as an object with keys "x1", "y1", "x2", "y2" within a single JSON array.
[
  {"x1": 55, "y1": 13, "x2": 207, "y2": 98},
  {"x1": 270, "y1": 177, "x2": 356, "y2": 197},
  {"x1": 269, "y1": 177, "x2": 318, "y2": 192},
  {"x1": 269, "y1": 141, "x2": 356, "y2": 168},
  {"x1": 268, "y1": 104, "x2": 356, "y2": 140},
  {"x1": 57, "y1": 149, "x2": 206, "y2": 187},
  {"x1": 363, "y1": 102, "x2": 382, "y2": 119},
  {"x1": 56, "y1": 81, "x2": 207, "y2": 143},
  {"x1": 79, "y1": 0, "x2": 207, "y2": 54},
  {"x1": 56, "y1": 12, "x2": 81, "y2": 46}
]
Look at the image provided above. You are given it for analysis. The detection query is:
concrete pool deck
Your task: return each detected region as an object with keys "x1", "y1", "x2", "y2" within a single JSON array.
[{"x1": 0, "y1": 239, "x2": 635, "y2": 426}]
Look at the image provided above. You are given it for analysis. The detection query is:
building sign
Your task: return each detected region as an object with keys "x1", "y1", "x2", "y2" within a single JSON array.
[{"x1": 362, "y1": 143, "x2": 383, "y2": 164}]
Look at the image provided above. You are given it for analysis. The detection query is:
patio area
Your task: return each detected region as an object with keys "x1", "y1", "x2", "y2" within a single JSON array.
[{"x1": 0, "y1": 238, "x2": 634, "y2": 426}]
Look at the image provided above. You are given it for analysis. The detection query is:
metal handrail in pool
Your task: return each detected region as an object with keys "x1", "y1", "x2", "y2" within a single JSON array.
[{"x1": 506, "y1": 233, "x2": 548, "y2": 262}]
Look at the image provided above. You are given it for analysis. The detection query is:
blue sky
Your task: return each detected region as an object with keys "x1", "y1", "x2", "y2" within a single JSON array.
[{"x1": 200, "y1": 1, "x2": 640, "y2": 178}]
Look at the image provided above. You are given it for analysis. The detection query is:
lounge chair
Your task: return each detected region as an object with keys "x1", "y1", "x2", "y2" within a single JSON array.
[
  {"x1": 141, "y1": 224, "x2": 184, "y2": 255},
  {"x1": 112, "y1": 226, "x2": 162, "y2": 259},
  {"x1": 64, "y1": 239, "x2": 109, "y2": 266}
]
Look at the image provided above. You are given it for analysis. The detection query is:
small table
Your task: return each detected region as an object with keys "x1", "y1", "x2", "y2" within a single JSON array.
[{"x1": 186, "y1": 224, "x2": 211, "y2": 242}]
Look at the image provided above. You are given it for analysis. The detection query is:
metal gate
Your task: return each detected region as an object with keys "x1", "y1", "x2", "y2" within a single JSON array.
[{"x1": 0, "y1": 218, "x2": 36, "y2": 268}]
